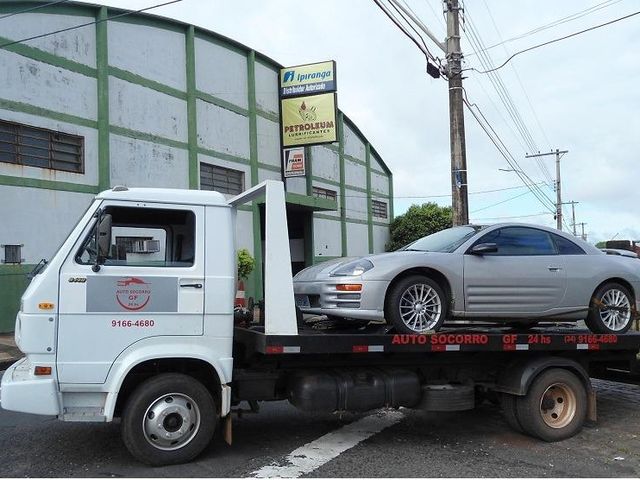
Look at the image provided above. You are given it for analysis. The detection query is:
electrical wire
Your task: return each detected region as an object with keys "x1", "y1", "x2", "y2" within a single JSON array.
[
  {"x1": 471, "y1": 212, "x2": 552, "y2": 221},
  {"x1": 468, "y1": 0, "x2": 623, "y2": 58},
  {"x1": 0, "y1": 0, "x2": 70, "y2": 20},
  {"x1": 0, "y1": 0, "x2": 184, "y2": 50},
  {"x1": 372, "y1": 0, "x2": 436, "y2": 63},
  {"x1": 469, "y1": 8, "x2": 640, "y2": 75},
  {"x1": 387, "y1": 0, "x2": 433, "y2": 58},
  {"x1": 339, "y1": 182, "x2": 547, "y2": 199},
  {"x1": 470, "y1": 189, "x2": 532, "y2": 214}
]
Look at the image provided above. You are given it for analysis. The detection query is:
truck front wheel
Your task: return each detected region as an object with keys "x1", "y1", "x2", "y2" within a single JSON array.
[
  {"x1": 121, "y1": 373, "x2": 217, "y2": 466},
  {"x1": 515, "y1": 368, "x2": 587, "y2": 442}
]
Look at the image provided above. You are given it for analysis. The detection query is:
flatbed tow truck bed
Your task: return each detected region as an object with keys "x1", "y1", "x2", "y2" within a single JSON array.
[{"x1": 231, "y1": 323, "x2": 640, "y2": 444}]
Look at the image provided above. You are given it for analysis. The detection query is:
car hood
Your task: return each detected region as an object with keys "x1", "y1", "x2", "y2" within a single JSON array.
[{"x1": 293, "y1": 250, "x2": 428, "y2": 281}]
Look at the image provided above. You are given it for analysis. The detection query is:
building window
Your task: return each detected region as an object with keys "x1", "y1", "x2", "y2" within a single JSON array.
[
  {"x1": 2, "y1": 244, "x2": 22, "y2": 264},
  {"x1": 372, "y1": 199, "x2": 388, "y2": 219},
  {"x1": 312, "y1": 186, "x2": 337, "y2": 201},
  {"x1": 200, "y1": 163, "x2": 244, "y2": 195},
  {"x1": 0, "y1": 119, "x2": 84, "y2": 173}
]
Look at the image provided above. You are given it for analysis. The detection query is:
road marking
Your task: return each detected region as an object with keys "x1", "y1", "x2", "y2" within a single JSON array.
[{"x1": 251, "y1": 409, "x2": 404, "y2": 478}]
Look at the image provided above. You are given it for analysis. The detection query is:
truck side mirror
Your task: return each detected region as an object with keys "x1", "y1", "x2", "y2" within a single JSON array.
[
  {"x1": 92, "y1": 213, "x2": 112, "y2": 272},
  {"x1": 469, "y1": 242, "x2": 498, "y2": 255}
]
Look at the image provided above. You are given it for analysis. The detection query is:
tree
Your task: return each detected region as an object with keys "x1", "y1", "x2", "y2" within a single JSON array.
[
  {"x1": 595, "y1": 241, "x2": 606, "y2": 248},
  {"x1": 237, "y1": 248, "x2": 255, "y2": 280},
  {"x1": 386, "y1": 203, "x2": 452, "y2": 251}
]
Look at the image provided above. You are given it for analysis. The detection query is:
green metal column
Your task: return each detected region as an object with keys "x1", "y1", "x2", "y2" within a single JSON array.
[
  {"x1": 338, "y1": 112, "x2": 347, "y2": 256},
  {"x1": 304, "y1": 146, "x2": 314, "y2": 266},
  {"x1": 388, "y1": 172, "x2": 394, "y2": 222},
  {"x1": 96, "y1": 6, "x2": 110, "y2": 190},
  {"x1": 247, "y1": 50, "x2": 263, "y2": 301},
  {"x1": 365, "y1": 143, "x2": 374, "y2": 253},
  {"x1": 185, "y1": 25, "x2": 198, "y2": 189}
]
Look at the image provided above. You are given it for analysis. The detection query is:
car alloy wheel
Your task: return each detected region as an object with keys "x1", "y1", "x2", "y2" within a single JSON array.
[
  {"x1": 398, "y1": 283, "x2": 442, "y2": 332},
  {"x1": 598, "y1": 288, "x2": 632, "y2": 332}
]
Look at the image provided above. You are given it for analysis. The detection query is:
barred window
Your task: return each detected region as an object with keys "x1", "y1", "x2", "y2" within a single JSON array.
[
  {"x1": 2, "y1": 244, "x2": 22, "y2": 264},
  {"x1": 0, "y1": 119, "x2": 84, "y2": 173},
  {"x1": 312, "y1": 186, "x2": 337, "y2": 201},
  {"x1": 372, "y1": 199, "x2": 388, "y2": 219},
  {"x1": 200, "y1": 163, "x2": 244, "y2": 195}
]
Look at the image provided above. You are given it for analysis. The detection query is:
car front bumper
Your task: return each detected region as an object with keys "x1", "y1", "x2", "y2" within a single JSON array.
[{"x1": 294, "y1": 279, "x2": 389, "y2": 321}]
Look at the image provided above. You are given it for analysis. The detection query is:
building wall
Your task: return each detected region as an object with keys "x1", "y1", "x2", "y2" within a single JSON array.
[{"x1": 0, "y1": 2, "x2": 393, "y2": 332}]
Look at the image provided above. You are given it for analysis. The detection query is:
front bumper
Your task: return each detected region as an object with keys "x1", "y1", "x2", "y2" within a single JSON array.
[
  {"x1": 0, "y1": 358, "x2": 61, "y2": 416},
  {"x1": 294, "y1": 279, "x2": 388, "y2": 321}
]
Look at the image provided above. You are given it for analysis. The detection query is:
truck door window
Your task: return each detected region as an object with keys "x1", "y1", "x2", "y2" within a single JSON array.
[{"x1": 76, "y1": 207, "x2": 196, "y2": 267}]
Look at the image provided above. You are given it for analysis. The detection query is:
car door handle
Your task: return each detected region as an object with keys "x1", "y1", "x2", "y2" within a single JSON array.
[
  {"x1": 180, "y1": 283, "x2": 203, "y2": 289},
  {"x1": 547, "y1": 266, "x2": 562, "y2": 272}
]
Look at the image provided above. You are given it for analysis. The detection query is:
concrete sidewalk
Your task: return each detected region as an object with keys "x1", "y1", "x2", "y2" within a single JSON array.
[{"x1": 0, "y1": 334, "x2": 22, "y2": 370}]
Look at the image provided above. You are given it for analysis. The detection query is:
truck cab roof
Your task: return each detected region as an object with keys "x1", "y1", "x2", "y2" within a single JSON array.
[{"x1": 96, "y1": 186, "x2": 229, "y2": 207}]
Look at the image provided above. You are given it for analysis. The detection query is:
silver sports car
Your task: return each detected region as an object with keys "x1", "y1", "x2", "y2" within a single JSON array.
[{"x1": 293, "y1": 223, "x2": 640, "y2": 334}]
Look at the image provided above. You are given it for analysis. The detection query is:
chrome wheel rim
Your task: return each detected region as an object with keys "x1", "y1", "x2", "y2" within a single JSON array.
[
  {"x1": 599, "y1": 289, "x2": 632, "y2": 331},
  {"x1": 539, "y1": 383, "x2": 576, "y2": 429},
  {"x1": 398, "y1": 283, "x2": 442, "y2": 332},
  {"x1": 143, "y1": 393, "x2": 201, "y2": 451}
]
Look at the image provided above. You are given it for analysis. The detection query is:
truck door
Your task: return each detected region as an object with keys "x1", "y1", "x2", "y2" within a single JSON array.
[{"x1": 57, "y1": 202, "x2": 205, "y2": 384}]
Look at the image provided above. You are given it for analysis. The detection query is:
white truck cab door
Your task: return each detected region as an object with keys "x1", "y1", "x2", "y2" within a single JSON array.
[{"x1": 57, "y1": 202, "x2": 205, "y2": 384}]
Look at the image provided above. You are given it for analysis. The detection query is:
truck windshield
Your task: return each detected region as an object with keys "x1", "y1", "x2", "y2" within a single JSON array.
[{"x1": 401, "y1": 226, "x2": 483, "y2": 253}]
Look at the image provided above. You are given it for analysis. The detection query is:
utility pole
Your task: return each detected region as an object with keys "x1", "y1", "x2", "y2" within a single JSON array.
[
  {"x1": 525, "y1": 149, "x2": 568, "y2": 230},
  {"x1": 564, "y1": 200, "x2": 579, "y2": 236},
  {"x1": 446, "y1": 0, "x2": 468, "y2": 226},
  {"x1": 578, "y1": 222, "x2": 587, "y2": 241}
]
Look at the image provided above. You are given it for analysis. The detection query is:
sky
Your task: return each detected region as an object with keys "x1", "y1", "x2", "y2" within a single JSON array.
[{"x1": 83, "y1": 0, "x2": 640, "y2": 244}]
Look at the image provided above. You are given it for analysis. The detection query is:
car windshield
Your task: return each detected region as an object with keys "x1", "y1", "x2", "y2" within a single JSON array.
[{"x1": 401, "y1": 226, "x2": 483, "y2": 253}]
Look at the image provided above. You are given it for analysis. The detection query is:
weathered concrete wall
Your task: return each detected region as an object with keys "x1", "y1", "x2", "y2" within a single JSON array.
[
  {"x1": 195, "y1": 37, "x2": 247, "y2": 109},
  {"x1": 0, "y1": 186, "x2": 94, "y2": 263},
  {"x1": 196, "y1": 99, "x2": 249, "y2": 158},
  {"x1": 257, "y1": 117, "x2": 280, "y2": 167},
  {"x1": 110, "y1": 135, "x2": 189, "y2": 188},
  {"x1": 371, "y1": 171, "x2": 390, "y2": 195},
  {"x1": 0, "y1": 50, "x2": 97, "y2": 120},
  {"x1": 255, "y1": 60, "x2": 279, "y2": 115},
  {"x1": 373, "y1": 224, "x2": 390, "y2": 252},
  {"x1": 345, "y1": 158, "x2": 366, "y2": 188},
  {"x1": 313, "y1": 217, "x2": 342, "y2": 257},
  {"x1": 346, "y1": 222, "x2": 369, "y2": 256},
  {"x1": 109, "y1": 21, "x2": 186, "y2": 91},
  {"x1": 345, "y1": 187, "x2": 368, "y2": 221},
  {"x1": 343, "y1": 124, "x2": 366, "y2": 162},
  {"x1": 0, "y1": 12, "x2": 97, "y2": 66},
  {"x1": 310, "y1": 146, "x2": 339, "y2": 182}
]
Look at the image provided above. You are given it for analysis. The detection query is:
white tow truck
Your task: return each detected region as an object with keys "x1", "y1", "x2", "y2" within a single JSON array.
[{"x1": 2, "y1": 180, "x2": 640, "y2": 466}]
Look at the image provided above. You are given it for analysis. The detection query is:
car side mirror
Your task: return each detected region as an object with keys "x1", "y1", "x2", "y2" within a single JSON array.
[{"x1": 470, "y1": 242, "x2": 498, "y2": 255}]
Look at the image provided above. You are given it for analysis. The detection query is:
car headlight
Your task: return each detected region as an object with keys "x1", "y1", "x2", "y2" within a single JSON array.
[{"x1": 330, "y1": 259, "x2": 374, "y2": 277}]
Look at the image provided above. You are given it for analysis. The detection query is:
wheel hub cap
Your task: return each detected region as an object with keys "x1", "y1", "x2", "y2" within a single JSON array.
[
  {"x1": 143, "y1": 393, "x2": 201, "y2": 451},
  {"x1": 539, "y1": 383, "x2": 576, "y2": 429}
]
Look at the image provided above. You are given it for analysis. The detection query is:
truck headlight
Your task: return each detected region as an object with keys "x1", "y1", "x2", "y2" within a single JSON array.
[{"x1": 330, "y1": 259, "x2": 374, "y2": 277}]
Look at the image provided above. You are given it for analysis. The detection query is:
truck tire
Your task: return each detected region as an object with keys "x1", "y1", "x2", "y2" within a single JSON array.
[
  {"x1": 501, "y1": 393, "x2": 523, "y2": 433},
  {"x1": 515, "y1": 368, "x2": 587, "y2": 442},
  {"x1": 385, "y1": 275, "x2": 447, "y2": 334},
  {"x1": 121, "y1": 373, "x2": 217, "y2": 466},
  {"x1": 585, "y1": 282, "x2": 634, "y2": 334}
]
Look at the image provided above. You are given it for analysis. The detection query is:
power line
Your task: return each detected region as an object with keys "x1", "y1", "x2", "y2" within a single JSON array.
[
  {"x1": 469, "y1": 8, "x2": 640, "y2": 75},
  {"x1": 0, "y1": 0, "x2": 70, "y2": 20},
  {"x1": 470, "y1": 189, "x2": 532, "y2": 214},
  {"x1": 471, "y1": 212, "x2": 552, "y2": 221},
  {"x1": 340, "y1": 182, "x2": 547, "y2": 199},
  {"x1": 467, "y1": 0, "x2": 623, "y2": 57},
  {"x1": 0, "y1": 0, "x2": 184, "y2": 50}
]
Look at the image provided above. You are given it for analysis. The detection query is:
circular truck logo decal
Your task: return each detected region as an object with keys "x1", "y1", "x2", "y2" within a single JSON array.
[{"x1": 116, "y1": 277, "x2": 151, "y2": 311}]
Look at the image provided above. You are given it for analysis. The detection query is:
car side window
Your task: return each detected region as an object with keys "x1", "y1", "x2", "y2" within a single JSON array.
[
  {"x1": 477, "y1": 227, "x2": 556, "y2": 256},
  {"x1": 552, "y1": 233, "x2": 585, "y2": 255}
]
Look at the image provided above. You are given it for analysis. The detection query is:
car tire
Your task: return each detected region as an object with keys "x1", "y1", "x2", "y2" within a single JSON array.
[
  {"x1": 585, "y1": 282, "x2": 634, "y2": 334},
  {"x1": 515, "y1": 368, "x2": 587, "y2": 442},
  {"x1": 385, "y1": 275, "x2": 447, "y2": 334},
  {"x1": 121, "y1": 373, "x2": 217, "y2": 466}
]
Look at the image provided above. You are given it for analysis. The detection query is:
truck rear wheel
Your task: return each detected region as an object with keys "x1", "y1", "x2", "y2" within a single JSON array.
[
  {"x1": 501, "y1": 393, "x2": 523, "y2": 433},
  {"x1": 121, "y1": 373, "x2": 217, "y2": 466},
  {"x1": 515, "y1": 368, "x2": 586, "y2": 442}
]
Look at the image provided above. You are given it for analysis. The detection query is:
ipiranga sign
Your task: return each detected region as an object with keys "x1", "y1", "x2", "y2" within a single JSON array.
[{"x1": 280, "y1": 61, "x2": 336, "y2": 98}]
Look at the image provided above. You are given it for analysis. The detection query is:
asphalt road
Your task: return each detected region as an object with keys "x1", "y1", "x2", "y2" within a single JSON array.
[{"x1": 1, "y1": 371, "x2": 640, "y2": 477}]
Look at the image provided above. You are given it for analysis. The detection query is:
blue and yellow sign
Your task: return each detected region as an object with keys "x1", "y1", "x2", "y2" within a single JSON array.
[{"x1": 280, "y1": 61, "x2": 336, "y2": 98}]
